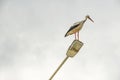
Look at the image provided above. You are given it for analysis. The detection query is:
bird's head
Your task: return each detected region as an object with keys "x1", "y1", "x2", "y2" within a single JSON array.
[{"x1": 86, "y1": 15, "x2": 94, "y2": 23}]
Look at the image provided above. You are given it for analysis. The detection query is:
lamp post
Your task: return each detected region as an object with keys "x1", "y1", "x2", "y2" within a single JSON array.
[{"x1": 49, "y1": 40, "x2": 83, "y2": 80}]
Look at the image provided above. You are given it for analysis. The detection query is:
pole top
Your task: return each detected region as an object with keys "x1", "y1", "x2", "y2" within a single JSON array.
[{"x1": 66, "y1": 40, "x2": 83, "y2": 57}]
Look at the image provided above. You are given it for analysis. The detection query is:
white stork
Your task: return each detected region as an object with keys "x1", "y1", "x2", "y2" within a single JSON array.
[{"x1": 65, "y1": 15, "x2": 94, "y2": 40}]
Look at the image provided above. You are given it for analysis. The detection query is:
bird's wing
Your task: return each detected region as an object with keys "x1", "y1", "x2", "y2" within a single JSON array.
[
  {"x1": 67, "y1": 22, "x2": 80, "y2": 33},
  {"x1": 65, "y1": 22, "x2": 80, "y2": 37}
]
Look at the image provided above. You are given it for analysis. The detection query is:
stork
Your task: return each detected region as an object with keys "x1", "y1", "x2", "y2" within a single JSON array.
[{"x1": 65, "y1": 15, "x2": 94, "y2": 40}]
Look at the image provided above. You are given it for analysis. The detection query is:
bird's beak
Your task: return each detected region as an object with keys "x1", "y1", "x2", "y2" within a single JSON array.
[{"x1": 88, "y1": 16, "x2": 94, "y2": 23}]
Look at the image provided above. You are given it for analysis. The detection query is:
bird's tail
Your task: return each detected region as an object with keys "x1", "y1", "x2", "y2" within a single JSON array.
[{"x1": 64, "y1": 33, "x2": 68, "y2": 37}]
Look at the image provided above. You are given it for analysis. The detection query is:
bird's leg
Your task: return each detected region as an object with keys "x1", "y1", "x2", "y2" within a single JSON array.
[
  {"x1": 78, "y1": 31, "x2": 79, "y2": 40},
  {"x1": 75, "y1": 33, "x2": 76, "y2": 40}
]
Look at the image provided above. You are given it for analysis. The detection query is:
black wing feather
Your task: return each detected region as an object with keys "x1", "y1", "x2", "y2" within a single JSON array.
[{"x1": 65, "y1": 23, "x2": 79, "y2": 37}]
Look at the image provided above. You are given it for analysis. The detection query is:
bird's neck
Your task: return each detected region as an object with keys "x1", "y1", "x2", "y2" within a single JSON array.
[{"x1": 83, "y1": 17, "x2": 87, "y2": 22}]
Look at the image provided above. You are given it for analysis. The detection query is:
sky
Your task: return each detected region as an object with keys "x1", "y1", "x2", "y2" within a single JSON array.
[{"x1": 0, "y1": 0, "x2": 120, "y2": 80}]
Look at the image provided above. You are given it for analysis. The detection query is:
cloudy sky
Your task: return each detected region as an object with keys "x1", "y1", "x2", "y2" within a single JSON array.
[{"x1": 0, "y1": 0, "x2": 120, "y2": 80}]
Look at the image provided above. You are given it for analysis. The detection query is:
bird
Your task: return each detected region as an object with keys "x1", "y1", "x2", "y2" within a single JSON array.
[{"x1": 64, "y1": 15, "x2": 94, "y2": 40}]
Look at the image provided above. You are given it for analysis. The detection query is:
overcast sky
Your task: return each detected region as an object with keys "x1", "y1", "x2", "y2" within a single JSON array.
[{"x1": 0, "y1": 0, "x2": 120, "y2": 80}]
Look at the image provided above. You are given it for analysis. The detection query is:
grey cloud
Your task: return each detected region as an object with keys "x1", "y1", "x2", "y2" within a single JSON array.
[{"x1": 0, "y1": 0, "x2": 120, "y2": 80}]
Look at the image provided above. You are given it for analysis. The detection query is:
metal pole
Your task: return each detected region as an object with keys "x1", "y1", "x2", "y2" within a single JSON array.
[{"x1": 49, "y1": 56, "x2": 69, "y2": 80}]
